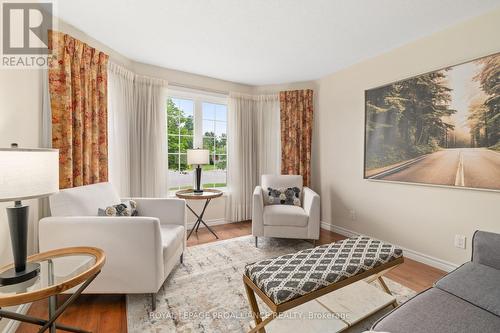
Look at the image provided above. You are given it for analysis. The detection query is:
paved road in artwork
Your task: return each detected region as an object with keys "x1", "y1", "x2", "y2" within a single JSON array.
[{"x1": 376, "y1": 148, "x2": 500, "y2": 190}]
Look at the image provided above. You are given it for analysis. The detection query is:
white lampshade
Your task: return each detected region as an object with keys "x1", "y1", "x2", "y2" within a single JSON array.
[
  {"x1": 0, "y1": 148, "x2": 59, "y2": 202},
  {"x1": 187, "y1": 149, "x2": 209, "y2": 165}
]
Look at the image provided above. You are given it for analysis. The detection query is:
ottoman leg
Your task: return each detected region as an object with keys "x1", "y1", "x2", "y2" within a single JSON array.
[
  {"x1": 377, "y1": 276, "x2": 398, "y2": 307},
  {"x1": 244, "y1": 281, "x2": 265, "y2": 333}
]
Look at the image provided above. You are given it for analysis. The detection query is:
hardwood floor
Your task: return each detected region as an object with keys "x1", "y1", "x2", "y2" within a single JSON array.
[
  {"x1": 17, "y1": 221, "x2": 446, "y2": 332},
  {"x1": 16, "y1": 294, "x2": 127, "y2": 333}
]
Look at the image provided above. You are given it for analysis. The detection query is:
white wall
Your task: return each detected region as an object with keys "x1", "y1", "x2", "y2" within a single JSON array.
[
  {"x1": 315, "y1": 8, "x2": 500, "y2": 267},
  {"x1": 58, "y1": 20, "x2": 133, "y2": 68},
  {"x1": 0, "y1": 68, "x2": 43, "y2": 332},
  {"x1": 0, "y1": 69, "x2": 43, "y2": 265},
  {"x1": 133, "y1": 61, "x2": 254, "y2": 95},
  {"x1": 253, "y1": 81, "x2": 317, "y2": 94}
]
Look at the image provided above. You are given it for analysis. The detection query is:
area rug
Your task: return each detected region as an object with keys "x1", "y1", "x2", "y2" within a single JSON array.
[{"x1": 127, "y1": 236, "x2": 416, "y2": 333}]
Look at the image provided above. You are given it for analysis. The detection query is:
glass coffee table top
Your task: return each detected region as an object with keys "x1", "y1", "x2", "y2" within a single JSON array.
[{"x1": 0, "y1": 247, "x2": 105, "y2": 307}]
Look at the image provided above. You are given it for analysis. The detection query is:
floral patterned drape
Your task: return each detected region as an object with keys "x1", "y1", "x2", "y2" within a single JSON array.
[
  {"x1": 280, "y1": 89, "x2": 314, "y2": 187},
  {"x1": 48, "y1": 31, "x2": 109, "y2": 189}
]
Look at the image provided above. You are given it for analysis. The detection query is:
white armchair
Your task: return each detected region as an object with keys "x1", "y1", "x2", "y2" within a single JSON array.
[
  {"x1": 38, "y1": 182, "x2": 186, "y2": 310},
  {"x1": 252, "y1": 175, "x2": 320, "y2": 247}
]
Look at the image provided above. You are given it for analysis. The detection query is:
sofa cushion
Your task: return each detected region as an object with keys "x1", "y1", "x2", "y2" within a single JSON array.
[
  {"x1": 50, "y1": 182, "x2": 121, "y2": 216},
  {"x1": 263, "y1": 205, "x2": 308, "y2": 227},
  {"x1": 472, "y1": 231, "x2": 500, "y2": 270},
  {"x1": 160, "y1": 224, "x2": 185, "y2": 265},
  {"x1": 435, "y1": 262, "x2": 500, "y2": 316},
  {"x1": 372, "y1": 287, "x2": 500, "y2": 333}
]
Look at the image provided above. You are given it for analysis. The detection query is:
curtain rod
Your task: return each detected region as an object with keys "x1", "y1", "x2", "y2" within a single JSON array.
[{"x1": 168, "y1": 82, "x2": 229, "y2": 96}]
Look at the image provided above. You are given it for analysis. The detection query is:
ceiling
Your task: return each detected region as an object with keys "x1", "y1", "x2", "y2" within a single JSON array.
[{"x1": 57, "y1": 0, "x2": 500, "y2": 86}]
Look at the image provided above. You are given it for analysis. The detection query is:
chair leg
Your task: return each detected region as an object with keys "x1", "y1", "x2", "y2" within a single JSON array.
[
  {"x1": 312, "y1": 239, "x2": 316, "y2": 247},
  {"x1": 151, "y1": 293, "x2": 157, "y2": 311},
  {"x1": 255, "y1": 236, "x2": 258, "y2": 248},
  {"x1": 180, "y1": 253, "x2": 184, "y2": 264}
]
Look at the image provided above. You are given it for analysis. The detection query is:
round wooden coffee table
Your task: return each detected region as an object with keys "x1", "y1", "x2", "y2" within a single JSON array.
[
  {"x1": 176, "y1": 189, "x2": 223, "y2": 239},
  {"x1": 0, "y1": 247, "x2": 105, "y2": 333}
]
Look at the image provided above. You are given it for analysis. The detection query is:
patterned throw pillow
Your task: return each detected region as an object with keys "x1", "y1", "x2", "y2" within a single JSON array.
[
  {"x1": 266, "y1": 187, "x2": 301, "y2": 206},
  {"x1": 125, "y1": 200, "x2": 139, "y2": 216},
  {"x1": 98, "y1": 200, "x2": 138, "y2": 216}
]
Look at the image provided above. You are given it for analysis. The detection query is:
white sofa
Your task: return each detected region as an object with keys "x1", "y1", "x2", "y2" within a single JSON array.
[
  {"x1": 252, "y1": 175, "x2": 320, "y2": 247},
  {"x1": 39, "y1": 182, "x2": 186, "y2": 310}
]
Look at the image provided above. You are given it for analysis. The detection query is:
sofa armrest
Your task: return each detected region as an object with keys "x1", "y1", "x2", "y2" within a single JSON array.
[
  {"x1": 252, "y1": 186, "x2": 265, "y2": 236},
  {"x1": 472, "y1": 230, "x2": 500, "y2": 269},
  {"x1": 303, "y1": 187, "x2": 320, "y2": 240},
  {"x1": 39, "y1": 216, "x2": 164, "y2": 292},
  {"x1": 127, "y1": 197, "x2": 186, "y2": 228}
]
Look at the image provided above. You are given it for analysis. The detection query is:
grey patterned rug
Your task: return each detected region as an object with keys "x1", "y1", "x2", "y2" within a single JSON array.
[{"x1": 127, "y1": 236, "x2": 416, "y2": 333}]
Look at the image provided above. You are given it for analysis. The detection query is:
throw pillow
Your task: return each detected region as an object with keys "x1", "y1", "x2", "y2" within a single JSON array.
[
  {"x1": 98, "y1": 200, "x2": 138, "y2": 216},
  {"x1": 266, "y1": 187, "x2": 301, "y2": 206},
  {"x1": 125, "y1": 199, "x2": 139, "y2": 216}
]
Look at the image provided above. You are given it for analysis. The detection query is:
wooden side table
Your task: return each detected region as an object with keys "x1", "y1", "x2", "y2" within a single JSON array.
[
  {"x1": 175, "y1": 189, "x2": 223, "y2": 240},
  {"x1": 0, "y1": 247, "x2": 105, "y2": 333}
]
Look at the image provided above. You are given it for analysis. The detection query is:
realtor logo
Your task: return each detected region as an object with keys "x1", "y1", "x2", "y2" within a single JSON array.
[{"x1": 1, "y1": 1, "x2": 53, "y2": 67}]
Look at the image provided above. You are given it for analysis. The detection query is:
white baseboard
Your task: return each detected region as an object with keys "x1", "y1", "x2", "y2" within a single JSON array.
[
  {"x1": 321, "y1": 222, "x2": 359, "y2": 238},
  {"x1": 187, "y1": 218, "x2": 228, "y2": 230},
  {"x1": 320, "y1": 222, "x2": 458, "y2": 272},
  {"x1": 2, "y1": 303, "x2": 31, "y2": 333}
]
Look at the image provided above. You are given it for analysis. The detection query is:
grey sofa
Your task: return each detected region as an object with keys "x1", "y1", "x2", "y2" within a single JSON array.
[{"x1": 371, "y1": 230, "x2": 500, "y2": 333}]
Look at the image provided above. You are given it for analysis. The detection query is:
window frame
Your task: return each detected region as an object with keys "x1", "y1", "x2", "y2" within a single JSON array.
[{"x1": 167, "y1": 87, "x2": 228, "y2": 193}]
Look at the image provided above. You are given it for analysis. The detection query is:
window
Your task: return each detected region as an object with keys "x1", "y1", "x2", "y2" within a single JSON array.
[
  {"x1": 167, "y1": 91, "x2": 227, "y2": 192},
  {"x1": 202, "y1": 102, "x2": 227, "y2": 188},
  {"x1": 167, "y1": 98, "x2": 194, "y2": 191}
]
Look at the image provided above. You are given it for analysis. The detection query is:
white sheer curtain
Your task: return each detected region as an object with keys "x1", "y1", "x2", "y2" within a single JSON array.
[
  {"x1": 38, "y1": 69, "x2": 52, "y2": 252},
  {"x1": 108, "y1": 62, "x2": 134, "y2": 197},
  {"x1": 225, "y1": 93, "x2": 280, "y2": 222},
  {"x1": 226, "y1": 94, "x2": 258, "y2": 222},
  {"x1": 256, "y1": 94, "x2": 281, "y2": 176},
  {"x1": 108, "y1": 61, "x2": 168, "y2": 198},
  {"x1": 130, "y1": 75, "x2": 168, "y2": 197}
]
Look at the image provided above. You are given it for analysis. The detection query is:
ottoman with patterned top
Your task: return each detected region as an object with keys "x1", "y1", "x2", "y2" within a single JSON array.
[{"x1": 242, "y1": 236, "x2": 404, "y2": 333}]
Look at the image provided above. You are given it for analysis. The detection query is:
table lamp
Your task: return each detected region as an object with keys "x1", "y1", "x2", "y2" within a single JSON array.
[
  {"x1": 187, "y1": 148, "x2": 209, "y2": 194},
  {"x1": 0, "y1": 144, "x2": 59, "y2": 286}
]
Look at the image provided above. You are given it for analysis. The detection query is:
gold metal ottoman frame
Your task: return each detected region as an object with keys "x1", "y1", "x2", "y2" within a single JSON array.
[{"x1": 243, "y1": 256, "x2": 404, "y2": 333}]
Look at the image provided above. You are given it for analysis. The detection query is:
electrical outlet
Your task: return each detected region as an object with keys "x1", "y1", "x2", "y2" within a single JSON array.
[
  {"x1": 454, "y1": 235, "x2": 466, "y2": 249},
  {"x1": 349, "y1": 209, "x2": 356, "y2": 221}
]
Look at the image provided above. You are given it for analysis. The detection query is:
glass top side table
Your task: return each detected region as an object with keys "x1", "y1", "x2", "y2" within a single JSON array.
[{"x1": 0, "y1": 247, "x2": 105, "y2": 333}]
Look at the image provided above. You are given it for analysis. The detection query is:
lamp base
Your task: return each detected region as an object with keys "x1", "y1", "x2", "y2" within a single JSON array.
[
  {"x1": 194, "y1": 165, "x2": 203, "y2": 194},
  {"x1": 0, "y1": 262, "x2": 40, "y2": 286}
]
